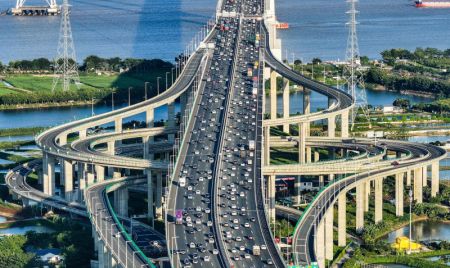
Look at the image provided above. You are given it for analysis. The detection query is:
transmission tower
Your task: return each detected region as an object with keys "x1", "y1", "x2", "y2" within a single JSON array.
[
  {"x1": 52, "y1": 0, "x2": 80, "y2": 92},
  {"x1": 343, "y1": 0, "x2": 371, "y2": 130}
]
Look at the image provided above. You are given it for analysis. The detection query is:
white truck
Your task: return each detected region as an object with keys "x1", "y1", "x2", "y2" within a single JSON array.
[
  {"x1": 252, "y1": 245, "x2": 261, "y2": 256},
  {"x1": 179, "y1": 177, "x2": 186, "y2": 187},
  {"x1": 249, "y1": 140, "x2": 255, "y2": 151}
]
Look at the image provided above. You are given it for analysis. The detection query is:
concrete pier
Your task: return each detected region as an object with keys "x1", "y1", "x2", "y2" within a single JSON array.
[
  {"x1": 395, "y1": 173, "x2": 404, "y2": 216},
  {"x1": 155, "y1": 171, "x2": 163, "y2": 220},
  {"x1": 267, "y1": 175, "x2": 276, "y2": 222},
  {"x1": 431, "y1": 162, "x2": 439, "y2": 197},
  {"x1": 298, "y1": 123, "x2": 306, "y2": 164},
  {"x1": 270, "y1": 70, "x2": 277, "y2": 119},
  {"x1": 374, "y1": 177, "x2": 383, "y2": 223},
  {"x1": 356, "y1": 184, "x2": 364, "y2": 232},
  {"x1": 338, "y1": 193, "x2": 346, "y2": 246},
  {"x1": 283, "y1": 78, "x2": 290, "y2": 133},
  {"x1": 315, "y1": 219, "x2": 325, "y2": 268},
  {"x1": 147, "y1": 169, "x2": 154, "y2": 221},
  {"x1": 62, "y1": 159, "x2": 73, "y2": 202},
  {"x1": 414, "y1": 168, "x2": 423, "y2": 204},
  {"x1": 43, "y1": 153, "x2": 55, "y2": 195},
  {"x1": 324, "y1": 208, "x2": 334, "y2": 260}
]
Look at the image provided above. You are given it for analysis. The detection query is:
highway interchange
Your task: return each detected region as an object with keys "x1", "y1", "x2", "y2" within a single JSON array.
[{"x1": 4, "y1": 0, "x2": 448, "y2": 266}]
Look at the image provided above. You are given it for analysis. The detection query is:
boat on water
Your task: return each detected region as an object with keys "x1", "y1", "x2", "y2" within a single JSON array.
[
  {"x1": 415, "y1": 0, "x2": 450, "y2": 8},
  {"x1": 275, "y1": 23, "x2": 289, "y2": 29}
]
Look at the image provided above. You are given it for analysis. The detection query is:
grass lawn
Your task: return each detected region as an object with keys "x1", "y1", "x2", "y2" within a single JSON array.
[
  {"x1": 0, "y1": 85, "x2": 18, "y2": 95},
  {"x1": 4, "y1": 74, "x2": 97, "y2": 92}
]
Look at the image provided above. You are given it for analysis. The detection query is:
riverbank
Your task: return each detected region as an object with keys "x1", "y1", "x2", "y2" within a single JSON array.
[{"x1": 0, "y1": 99, "x2": 97, "y2": 111}]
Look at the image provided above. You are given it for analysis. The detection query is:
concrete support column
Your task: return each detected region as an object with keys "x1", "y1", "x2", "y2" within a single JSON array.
[
  {"x1": 298, "y1": 123, "x2": 306, "y2": 164},
  {"x1": 431, "y1": 162, "x2": 439, "y2": 197},
  {"x1": 315, "y1": 219, "x2": 325, "y2": 268},
  {"x1": 114, "y1": 118, "x2": 122, "y2": 132},
  {"x1": 294, "y1": 177, "x2": 302, "y2": 205},
  {"x1": 62, "y1": 159, "x2": 73, "y2": 202},
  {"x1": 325, "y1": 207, "x2": 334, "y2": 260},
  {"x1": 59, "y1": 135, "x2": 67, "y2": 146},
  {"x1": 180, "y1": 92, "x2": 187, "y2": 117},
  {"x1": 329, "y1": 173, "x2": 335, "y2": 182},
  {"x1": 98, "y1": 239, "x2": 106, "y2": 268},
  {"x1": 107, "y1": 141, "x2": 115, "y2": 155},
  {"x1": 95, "y1": 165, "x2": 105, "y2": 182},
  {"x1": 364, "y1": 181, "x2": 370, "y2": 212},
  {"x1": 356, "y1": 184, "x2": 364, "y2": 232},
  {"x1": 314, "y1": 151, "x2": 320, "y2": 162},
  {"x1": 264, "y1": 126, "x2": 270, "y2": 166},
  {"x1": 267, "y1": 175, "x2": 276, "y2": 222},
  {"x1": 406, "y1": 170, "x2": 411, "y2": 186},
  {"x1": 282, "y1": 78, "x2": 290, "y2": 133},
  {"x1": 113, "y1": 170, "x2": 122, "y2": 179},
  {"x1": 303, "y1": 87, "x2": 311, "y2": 114},
  {"x1": 79, "y1": 129, "x2": 87, "y2": 139},
  {"x1": 114, "y1": 188, "x2": 128, "y2": 217},
  {"x1": 142, "y1": 136, "x2": 149, "y2": 159},
  {"x1": 395, "y1": 173, "x2": 404, "y2": 217},
  {"x1": 77, "y1": 162, "x2": 86, "y2": 202},
  {"x1": 414, "y1": 168, "x2": 423, "y2": 204},
  {"x1": 270, "y1": 70, "x2": 277, "y2": 119},
  {"x1": 87, "y1": 171, "x2": 95, "y2": 186},
  {"x1": 422, "y1": 165, "x2": 428, "y2": 187},
  {"x1": 168, "y1": 102, "x2": 175, "y2": 142},
  {"x1": 155, "y1": 171, "x2": 163, "y2": 220},
  {"x1": 147, "y1": 169, "x2": 154, "y2": 221},
  {"x1": 319, "y1": 175, "x2": 324, "y2": 188},
  {"x1": 374, "y1": 177, "x2": 383, "y2": 224},
  {"x1": 306, "y1": 147, "x2": 312, "y2": 163},
  {"x1": 43, "y1": 153, "x2": 55, "y2": 195},
  {"x1": 338, "y1": 193, "x2": 347, "y2": 246},
  {"x1": 303, "y1": 87, "x2": 311, "y2": 135},
  {"x1": 341, "y1": 110, "x2": 349, "y2": 138},
  {"x1": 328, "y1": 116, "x2": 336, "y2": 138},
  {"x1": 146, "y1": 107, "x2": 154, "y2": 128}
]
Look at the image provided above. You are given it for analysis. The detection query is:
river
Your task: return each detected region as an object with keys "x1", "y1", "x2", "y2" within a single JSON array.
[
  {"x1": 0, "y1": 0, "x2": 449, "y2": 63},
  {"x1": 0, "y1": 225, "x2": 54, "y2": 235},
  {"x1": 383, "y1": 220, "x2": 450, "y2": 244}
]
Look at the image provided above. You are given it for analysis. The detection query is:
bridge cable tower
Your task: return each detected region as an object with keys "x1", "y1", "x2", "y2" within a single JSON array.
[
  {"x1": 344, "y1": 0, "x2": 371, "y2": 130},
  {"x1": 52, "y1": 0, "x2": 80, "y2": 92}
]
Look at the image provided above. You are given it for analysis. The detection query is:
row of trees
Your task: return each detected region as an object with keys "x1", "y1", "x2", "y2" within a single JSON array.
[
  {"x1": 0, "y1": 56, "x2": 173, "y2": 73},
  {"x1": 381, "y1": 47, "x2": 450, "y2": 62},
  {"x1": 366, "y1": 67, "x2": 450, "y2": 97}
]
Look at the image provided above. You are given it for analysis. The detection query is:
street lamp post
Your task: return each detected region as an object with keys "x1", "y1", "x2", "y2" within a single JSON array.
[
  {"x1": 128, "y1": 87, "x2": 132, "y2": 106},
  {"x1": 111, "y1": 92, "x2": 115, "y2": 111},
  {"x1": 144, "y1": 82, "x2": 149, "y2": 100},
  {"x1": 408, "y1": 188, "x2": 413, "y2": 254},
  {"x1": 91, "y1": 98, "x2": 95, "y2": 116},
  {"x1": 157, "y1": 77, "x2": 161, "y2": 95},
  {"x1": 166, "y1": 72, "x2": 170, "y2": 90},
  {"x1": 171, "y1": 67, "x2": 175, "y2": 85}
]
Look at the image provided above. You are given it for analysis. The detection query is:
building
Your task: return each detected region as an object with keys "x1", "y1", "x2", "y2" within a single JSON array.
[{"x1": 32, "y1": 249, "x2": 64, "y2": 265}]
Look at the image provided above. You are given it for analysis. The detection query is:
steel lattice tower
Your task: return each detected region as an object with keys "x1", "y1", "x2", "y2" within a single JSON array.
[
  {"x1": 52, "y1": 0, "x2": 79, "y2": 92},
  {"x1": 344, "y1": 0, "x2": 371, "y2": 130}
]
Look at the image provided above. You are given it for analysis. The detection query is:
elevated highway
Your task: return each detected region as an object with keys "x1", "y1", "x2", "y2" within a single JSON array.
[{"x1": 4, "y1": 0, "x2": 447, "y2": 267}]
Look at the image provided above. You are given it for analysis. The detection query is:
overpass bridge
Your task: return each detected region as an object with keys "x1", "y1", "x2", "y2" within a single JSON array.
[{"x1": 5, "y1": 0, "x2": 447, "y2": 267}]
